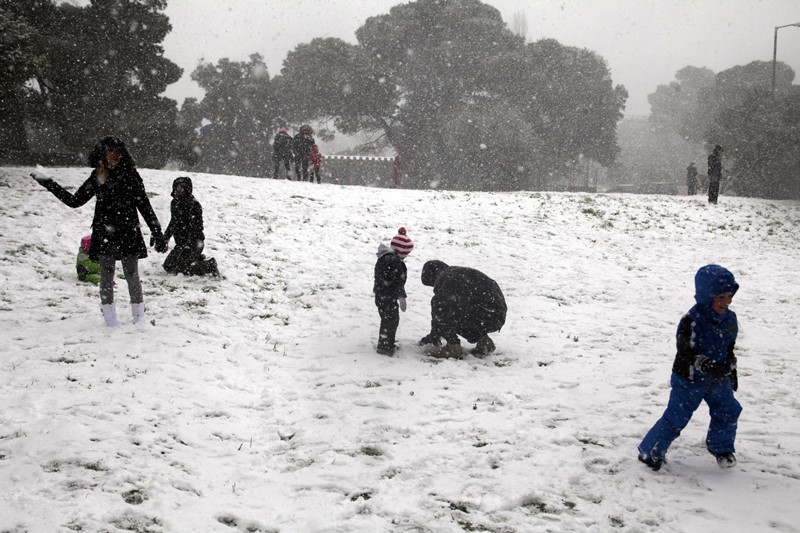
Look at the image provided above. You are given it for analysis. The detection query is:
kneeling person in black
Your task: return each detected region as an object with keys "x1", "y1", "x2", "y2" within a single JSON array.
[{"x1": 162, "y1": 177, "x2": 219, "y2": 276}]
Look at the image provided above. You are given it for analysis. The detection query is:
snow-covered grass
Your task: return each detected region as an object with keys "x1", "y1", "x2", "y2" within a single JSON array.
[{"x1": 1, "y1": 165, "x2": 799, "y2": 532}]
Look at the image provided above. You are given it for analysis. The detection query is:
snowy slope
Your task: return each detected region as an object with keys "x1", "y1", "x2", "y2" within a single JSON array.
[{"x1": 1, "y1": 166, "x2": 799, "y2": 532}]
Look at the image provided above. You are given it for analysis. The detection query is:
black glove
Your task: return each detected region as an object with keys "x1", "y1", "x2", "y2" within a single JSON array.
[
  {"x1": 419, "y1": 333, "x2": 441, "y2": 347},
  {"x1": 694, "y1": 355, "x2": 734, "y2": 379},
  {"x1": 730, "y1": 369, "x2": 738, "y2": 392},
  {"x1": 151, "y1": 233, "x2": 168, "y2": 253}
]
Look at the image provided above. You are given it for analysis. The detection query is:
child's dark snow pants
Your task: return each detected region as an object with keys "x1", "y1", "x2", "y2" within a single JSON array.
[
  {"x1": 638, "y1": 372, "x2": 741, "y2": 462},
  {"x1": 375, "y1": 296, "x2": 399, "y2": 350}
]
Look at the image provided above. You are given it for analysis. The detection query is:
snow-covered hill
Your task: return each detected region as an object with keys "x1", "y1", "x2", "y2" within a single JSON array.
[{"x1": 1, "y1": 166, "x2": 799, "y2": 532}]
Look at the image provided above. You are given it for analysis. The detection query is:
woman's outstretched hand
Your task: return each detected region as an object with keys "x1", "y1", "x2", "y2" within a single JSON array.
[{"x1": 30, "y1": 165, "x2": 53, "y2": 184}]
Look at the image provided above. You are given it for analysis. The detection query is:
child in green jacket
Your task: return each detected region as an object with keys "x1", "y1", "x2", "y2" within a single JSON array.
[{"x1": 76, "y1": 235, "x2": 100, "y2": 285}]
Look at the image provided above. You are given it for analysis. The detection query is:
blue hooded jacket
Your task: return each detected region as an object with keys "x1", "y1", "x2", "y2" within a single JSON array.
[{"x1": 672, "y1": 265, "x2": 739, "y2": 379}]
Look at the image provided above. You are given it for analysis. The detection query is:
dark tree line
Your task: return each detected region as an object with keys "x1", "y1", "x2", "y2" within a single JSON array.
[
  {"x1": 649, "y1": 61, "x2": 800, "y2": 200},
  {"x1": 278, "y1": 0, "x2": 627, "y2": 190},
  {"x1": 0, "y1": 0, "x2": 194, "y2": 168},
  {"x1": 186, "y1": 54, "x2": 277, "y2": 177},
  {"x1": 1, "y1": 0, "x2": 629, "y2": 191}
]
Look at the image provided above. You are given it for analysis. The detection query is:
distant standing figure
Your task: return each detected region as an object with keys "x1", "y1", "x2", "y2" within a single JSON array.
[
  {"x1": 293, "y1": 125, "x2": 315, "y2": 182},
  {"x1": 309, "y1": 143, "x2": 323, "y2": 184},
  {"x1": 392, "y1": 154, "x2": 401, "y2": 188},
  {"x1": 686, "y1": 162, "x2": 698, "y2": 195},
  {"x1": 30, "y1": 136, "x2": 167, "y2": 327},
  {"x1": 707, "y1": 145, "x2": 723, "y2": 204},
  {"x1": 272, "y1": 127, "x2": 293, "y2": 179},
  {"x1": 162, "y1": 177, "x2": 219, "y2": 277}
]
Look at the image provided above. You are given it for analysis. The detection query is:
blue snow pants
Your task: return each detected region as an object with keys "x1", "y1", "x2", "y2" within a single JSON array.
[{"x1": 638, "y1": 372, "x2": 742, "y2": 462}]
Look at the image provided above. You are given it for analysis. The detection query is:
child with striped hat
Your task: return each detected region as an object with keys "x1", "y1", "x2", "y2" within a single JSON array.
[{"x1": 373, "y1": 227, "x2": 414, "y2": 355}]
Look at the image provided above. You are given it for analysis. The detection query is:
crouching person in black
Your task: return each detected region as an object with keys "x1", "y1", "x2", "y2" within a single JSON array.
[
  {"x1": 162, "y1": 177, "x2": 219, "y2": 276},
  {"x1": 418, "y1": 260, "x2": 507, "y2": 358}
]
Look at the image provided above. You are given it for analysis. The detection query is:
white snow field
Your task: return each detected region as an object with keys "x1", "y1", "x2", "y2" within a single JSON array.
[{"x1": 1, "y1": 165, "x2": 799, "y2": 532}]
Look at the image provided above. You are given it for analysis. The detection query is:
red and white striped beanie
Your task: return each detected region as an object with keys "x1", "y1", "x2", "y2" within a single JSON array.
[{"x1": 390, "y1": 227, "x2": 414, "y2": 259}]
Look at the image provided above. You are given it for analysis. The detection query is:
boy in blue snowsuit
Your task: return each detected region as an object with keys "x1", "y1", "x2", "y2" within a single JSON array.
[{"x1": 638, "y1": 264, "x2": 741, "y2": 471}]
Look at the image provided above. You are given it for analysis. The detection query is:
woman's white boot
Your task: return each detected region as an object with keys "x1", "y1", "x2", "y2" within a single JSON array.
[
  {"x1": 131, "y1": 302, "x2": 146, "y2": 325},
  {"x1": 101, "y1": 304, "x2": 120, "y2": 327}
]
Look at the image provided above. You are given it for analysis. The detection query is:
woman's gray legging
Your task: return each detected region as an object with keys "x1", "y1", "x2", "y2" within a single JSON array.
[{"x1": 99, "y1": 255, "x2": 143, "y2": 305}]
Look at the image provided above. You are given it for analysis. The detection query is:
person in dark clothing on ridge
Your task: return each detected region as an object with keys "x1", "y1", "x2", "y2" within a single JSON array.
[
  {"x1": 293, "y1": 125, "x2": 315, "y2": 182},
  {"x1": 31, "y1": 136, "x2": 167, "y2": 327},
  {"x1": 272, "y1": 127, "x2": 293, "y2": 179},
  {"x1": 418, "y1": 260, "x2": 507, "y2": 358},
  {"x1": 391, "y1": 154, "x2": 401, "y2": 188},
  {"x1": 707, "y1": 145, "x2": 723, "y2": 204},
  {"x1": 162, "y1": 177, "x2": 219, "y2": 277},
  {"x1": 686, "y1": 162, "x2": 698, "y2": 196},
  {"x1": 373, "y1": 228, "x2": 414, "y2": 356}
]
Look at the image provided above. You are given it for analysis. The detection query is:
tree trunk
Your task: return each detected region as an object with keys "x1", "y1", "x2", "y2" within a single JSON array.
[{"x1": 0, "y1": 88, "x2": 30, "y2": 157}]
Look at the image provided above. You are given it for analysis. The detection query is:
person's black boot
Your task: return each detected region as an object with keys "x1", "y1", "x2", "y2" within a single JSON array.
[
  {"x1": 471, "y1": 335, "x2": 496, "y2": 356},
  {"x1": 638, "y1": 453, "x2": 663, "y2": 471},
  {"x1": 376, "y1": 344, "x2": 395, "y2": 356},
  {"x1": 714, "y1": 452, "x2": 736, "y2": 469}
]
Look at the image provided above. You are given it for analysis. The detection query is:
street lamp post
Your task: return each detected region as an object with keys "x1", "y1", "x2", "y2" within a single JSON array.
[{"x1": 773, "y1": 22, "x2": 800, "y2": 95}]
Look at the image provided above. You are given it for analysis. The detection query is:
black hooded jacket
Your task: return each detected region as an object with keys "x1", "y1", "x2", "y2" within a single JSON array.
[
  {"x1": 373, "y1": 243, "x2": 407, "y2": 300},
  {"x1": 272, "y1": 131, "x2": 293, "y2": 160},
  {"x1": 164, "y1": 177, "x2": 205, "y2": 248},
  {"x1": 421, "y1": 260, "x2": 507, "y2": 344},
  {"x1": 293, "y1": 132, "x2": 315, "y2": 160},
  {"x1": 39, "y1": 136, "x2": 162, "y2": 260}
]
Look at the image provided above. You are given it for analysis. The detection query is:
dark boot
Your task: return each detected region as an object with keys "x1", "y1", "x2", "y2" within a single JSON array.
[
  {"x1": 471, "y1": 335, "x2": 496, "y2": 356},
  {"x1": 430, "y1": 342, "x2": 463, "y2": 359},
  {"x1": 638, "y1": 453, "x2": 663, "y2": 471},
  {"x1": 376, "y1": 344, "x2": 396, "y2": 356},
  {"x1": 206, "y1": 258, "x2": 219, "y2": 277},
  {"x1": 714, "y1": 452, "x2": 736, "y2": 468}
]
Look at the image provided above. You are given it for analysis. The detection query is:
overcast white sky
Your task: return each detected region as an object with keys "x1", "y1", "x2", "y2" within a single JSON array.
[{"x1": 161, "y1": 0, "x2": 800, "y2": 117}]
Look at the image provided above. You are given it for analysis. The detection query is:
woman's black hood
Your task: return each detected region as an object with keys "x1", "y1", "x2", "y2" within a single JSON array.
[
  {"x1": 421, "y1": 260, "x2": 449, "y2": 287},
  {"x1": 171, "y1": 176, "x2": 193, "y2": 198},
  {"x1": 87, "y1": 136, "x2": 135, "y2": 169}
]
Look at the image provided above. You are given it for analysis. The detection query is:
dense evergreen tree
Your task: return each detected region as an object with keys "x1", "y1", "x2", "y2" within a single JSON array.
[
  {"x1": 649, "y1": 66, "x2": 715, "y2": 144},
  {"x1": 493, "y1": 39, "x2": 627, "y2": 187},
  {"x1": 1, "y1": 0, "x2": 191, "y2": 167},
  {"x1": 279, "y1": 0, "x2": 626, "y2": 190},
  {"x1": 189, "y1": 54, "x2": 275, "y2": 176},
  {"x1": 0, "y1": 1, "x2": 48, "y2": 153}
]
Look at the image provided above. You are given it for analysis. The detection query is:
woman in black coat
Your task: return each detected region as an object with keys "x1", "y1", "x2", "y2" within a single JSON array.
[{"x1": 31, "y1": 136, "x2": 167, "y2": 327}]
